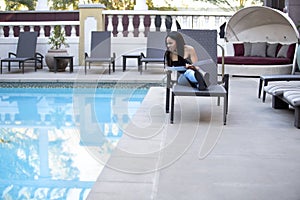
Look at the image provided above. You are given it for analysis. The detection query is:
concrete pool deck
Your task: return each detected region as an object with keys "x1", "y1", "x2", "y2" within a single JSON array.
[{"x1": 1, "y1": 65, "x2": 300, "y2": 200}]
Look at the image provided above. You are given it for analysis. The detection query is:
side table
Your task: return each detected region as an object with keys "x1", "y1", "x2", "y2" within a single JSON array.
[
  {"x1": 122, "y1": 54, "x2": 141, "y2": 72},
  {"x1": 53, "y1": 55, "x2": 74, "y2": 73}
]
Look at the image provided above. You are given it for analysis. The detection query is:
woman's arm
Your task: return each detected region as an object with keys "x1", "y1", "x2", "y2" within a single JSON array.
[
  {"x1": 184, "y1": 45, "x2": 199, "y2": 69},
  {"x1": 184, "y1": 45, "x2": 198, "y2": 64},
  {"x1": 189, "y1": 46, "x2": 198, "y2": 64}
]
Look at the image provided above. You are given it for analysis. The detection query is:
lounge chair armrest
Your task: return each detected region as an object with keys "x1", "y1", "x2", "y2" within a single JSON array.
[
  {"x1": 222, "y1": 73, "x2": 229, "y2": 92},
  {"x1": 217, "y1": 43, "x2": 225, "y2": 79},
  {"x1": 164, "y1": 69, "x2": 179, "y2": 88},
  {"x1": 112, "y1": 52, "x2": 116, "y2": 60},
  {"x1": 140, "y1": 52, "x2": 146, "y2": 58},
  {"x1": 8, "y1": 52, "x2": 17, "y2": 58},
  {"x1": 35, "y1": 52, "x2": 44, "y2": 59},
  {"x1": 85, "y1": 52, "x2": 89, "y2": 58}
]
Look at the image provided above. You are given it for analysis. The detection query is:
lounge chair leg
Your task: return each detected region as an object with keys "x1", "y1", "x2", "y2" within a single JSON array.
[
  {"x1": 35, "y1": 59, "x2": 37, "y2": 71},
  {"x1": 40, "y1": 56, "x2": 43, "y2": 69},
  {"x1": 109, "y1": 64, "x2": 111, "y2": 74},
  {"x1": 85, "y1": 62, "x2": 87, "y2": 75},
  {"x1": 262, "y1": 80, "x2": 269, "y2": 102},
  {"x1": 22, "y1": 62, "x2": 24, "y2": 74},
  {"x1": 170, "y1": 92, "x2": 175, "y2": 124},
  {"x1": 139, "y1": 63, "x2": 143, "y2": 75},
  {"x1": 166, "y1": 87, "x2": 170, "y2": 113},
  {"x1": 223, "y1": 96, "x2": 227, "y2": 125},
  {"x1": 272, "y1": 96, "x2": 289, "y2": 109},
  {"x1": 226, "y1": 94, "x2": 229, "y2": 114},
  {"x1": 258, "y1": 78, "x2": 263, "y2": 98},
  {"x1": 0, "y1": 61, "x2": 2, "y2": 74},
  {"x1": 295, "y1": 107, "x2": 300, "y2": 128}
]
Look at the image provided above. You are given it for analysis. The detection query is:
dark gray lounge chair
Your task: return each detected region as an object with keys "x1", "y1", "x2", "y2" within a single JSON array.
[
  {"x1": 84, "y1": 31, "x2": 116, "y2": 74},
  {"x1": 283, "y1": 90, "x2": 300, "y2": 128},
  {"x1": 266, "y1": 85, "x2": 300, "y2": 128},
  {"x1": 258, "y1": 45, "x2": 300, "y2": 102},
  {"x1": 166, "y1": 29, "x2": 229, "y2": 125},
  {"x1": 139, "y1": 31, "x2": 167, "y2": 74},
  {"x1": 1, "y1": 32, "x2": 43, "y2": 74},
  {"x1": 258, "y1": 73, "x2": 300, "y2": 102}
]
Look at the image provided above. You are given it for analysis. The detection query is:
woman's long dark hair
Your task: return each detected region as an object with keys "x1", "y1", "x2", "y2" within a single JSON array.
[{"x1": 164, "y1": 31, "x2": 186, "y2": 67}]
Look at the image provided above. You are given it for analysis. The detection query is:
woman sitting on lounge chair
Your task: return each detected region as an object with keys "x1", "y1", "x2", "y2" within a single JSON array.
[{"x1": 164, "y1": 31, "x2": 208, "y2": 90}]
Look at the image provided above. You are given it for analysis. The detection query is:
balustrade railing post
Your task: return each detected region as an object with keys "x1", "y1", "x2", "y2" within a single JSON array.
[
  {"x1": 193, "y1": 16, "x2": 200, "y2": 29},
  {"x1": 208, "y1": 16, "x2": 215, "y2": 29},
  {"x1": 204, "y1": 16, "x2": 209, "y2": 28},
  {"x1": 215, "y1": 16, "x2": 220, "y2": 28},
  {"x1": 0, "y1": 26, "x2": 4, "y2": 37},
  {"x1": 149, "y1": 15, "x2": 156, "y2": 32},
  {"x1": 187, "y1": 16, "x2": 193, "y2": 28},
  {"x1": 40, "y1": 25, "x2": 45, "y2": 37},
  {"x1": 107, "y1": 15, "x2": 113, "y2": 33},
  {"x1": 19, "y1": 25, "x2": 24, "y2": 33},
  {"x1": 199, "y1": 16, "x2": 205, "y2": 28},
  {"x1": 62, "y1": 25, "x2": 66, "y2": 37},
  {"x1": 182, "y1": 16, "x2": 187, "y2": 29},
  {"x1": 171, "y1": 16, "x2": 177, "y2": 31},
  {"x1": 9, "y1": 26, "x2": 14, "y2": 37},
  {"x1": 160, "y1": 15, "x2": 167, "y2": 32},
  {"x1": 71, "y1": 25, "x2": 76, "y2": 37},
  {"x1": 117, "y1": 15, "x2": 123, "y2": 37},
  {"x1": 128, "y1": 15, "x2": 134, "y2": 37},
  {"x1": 138, "y1": 15, "x2": 145, "y2": 37},
  {"x1": 50, "y1": 25, "x2": 54, "y2": 35}
]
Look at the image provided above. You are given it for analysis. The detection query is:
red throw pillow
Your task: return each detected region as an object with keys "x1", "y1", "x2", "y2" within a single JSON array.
[
  {"x1": 233, "y1": 43, "x2": 244, "y2": 56},
  {"x1": 287, "y1": 43, "x2": 296, "y2": 60}
]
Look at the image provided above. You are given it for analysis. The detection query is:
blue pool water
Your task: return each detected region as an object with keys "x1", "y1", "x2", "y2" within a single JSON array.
[{"x1": 0, "y1": 86, "x2": 148, "y2": 200}]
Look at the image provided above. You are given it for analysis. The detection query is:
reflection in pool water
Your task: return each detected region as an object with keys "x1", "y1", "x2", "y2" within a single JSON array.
[{"x1": 0, "y1": 87, "x2": 148, "y2": 200}]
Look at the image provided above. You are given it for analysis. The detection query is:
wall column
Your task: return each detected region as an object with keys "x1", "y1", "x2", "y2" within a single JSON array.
[
  {"x1": 78, "y1": 4, "x2": 106, "y2": 65},
  {"x1": 286, "y1": 0, "x2": 300, "y2": 32}
]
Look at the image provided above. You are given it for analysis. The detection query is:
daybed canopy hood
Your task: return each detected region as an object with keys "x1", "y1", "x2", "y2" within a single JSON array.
[{"x1": 225, "y1": 6, "x2": 299, "y2": 43}]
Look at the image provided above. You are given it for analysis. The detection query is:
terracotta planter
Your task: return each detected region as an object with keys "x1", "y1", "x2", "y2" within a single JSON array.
[{"x1": 45, "y1": 49, "x2": 69, "y2": 72}]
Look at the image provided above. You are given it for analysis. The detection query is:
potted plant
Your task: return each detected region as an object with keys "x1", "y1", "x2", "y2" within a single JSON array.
[{"x1": 45, "y1": 25, "x2": 70, "y2": 72}]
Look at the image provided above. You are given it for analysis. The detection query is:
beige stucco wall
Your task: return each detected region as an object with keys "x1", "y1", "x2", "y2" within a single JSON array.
[{"x1": 78, "y1": 4, "x2": 106, "y2": 65}]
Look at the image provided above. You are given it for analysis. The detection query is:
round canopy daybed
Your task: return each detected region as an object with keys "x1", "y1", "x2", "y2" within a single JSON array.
[{"x1": 218, "y1": 6, "x2": 299, "y2": 77}]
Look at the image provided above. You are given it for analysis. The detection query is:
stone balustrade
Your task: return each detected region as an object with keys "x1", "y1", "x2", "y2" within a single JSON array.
[
  {"x1": 103, "y1": 10, "x2": 231, "y2": 37},
  {"x1": 0, "y1": 10, "x2": 232, "y2": 66},
  {"x1": 0, "y1": 10, "x2": 231, "y2": 38},
  {"x1": 0, "y1": 21, "x2": 79, "y2": 38}
]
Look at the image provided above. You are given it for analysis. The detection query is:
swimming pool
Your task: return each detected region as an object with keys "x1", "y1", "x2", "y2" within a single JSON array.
[{"x1": 0, "y1": 83, "x2": 150, "y2": 200}]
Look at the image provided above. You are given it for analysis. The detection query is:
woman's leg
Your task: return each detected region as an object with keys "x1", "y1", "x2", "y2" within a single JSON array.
[
  {"x1": 194, "y1": 70, "x2": 208, "y2": 90},
  {"x1": 178, "y1": 73, "x2": 197, "y2": 87}
]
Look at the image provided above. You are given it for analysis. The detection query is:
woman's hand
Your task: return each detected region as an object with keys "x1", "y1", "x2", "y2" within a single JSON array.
[{"x1": 185, "y1": 64, "x2": 199, "y2": 70}]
